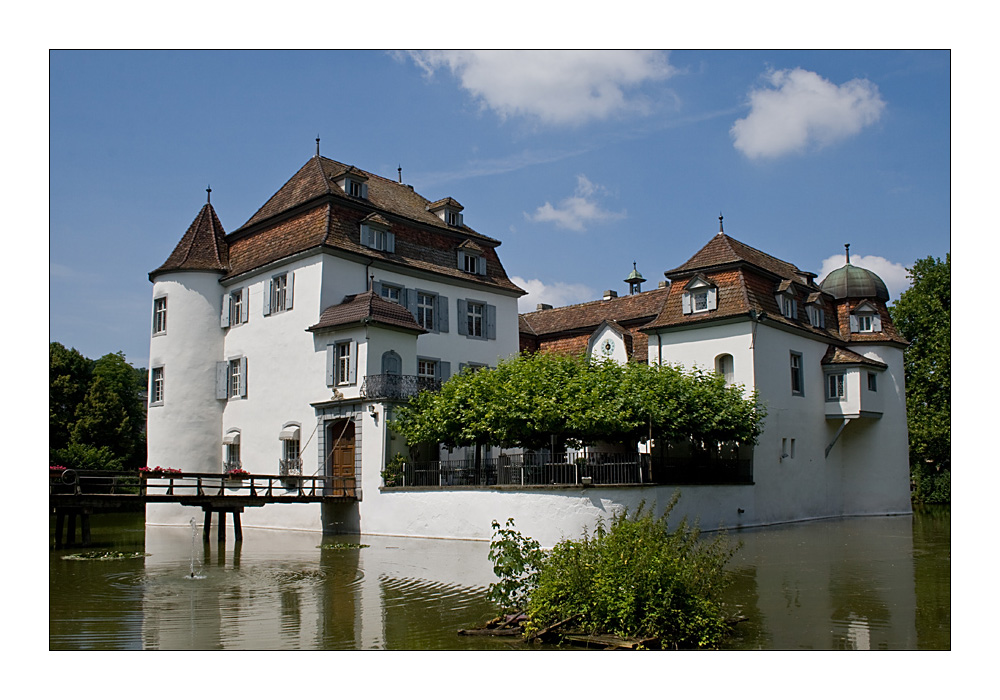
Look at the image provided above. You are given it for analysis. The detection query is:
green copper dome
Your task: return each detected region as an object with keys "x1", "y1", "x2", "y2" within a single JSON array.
[{"x1": 820, "y1": 263, "x2": 889, "y2": 301}]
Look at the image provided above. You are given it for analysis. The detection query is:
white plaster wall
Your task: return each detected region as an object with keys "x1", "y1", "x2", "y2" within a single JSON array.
[
  {"x1": 589, "y1": 325, "x2": 629, "y2": 365},
  {"x1": 147, "y1": 272, "x2": 225, "y2": 474},
  {"x1": 649, "y1": 321, "x2": 756, "y2": 394}
]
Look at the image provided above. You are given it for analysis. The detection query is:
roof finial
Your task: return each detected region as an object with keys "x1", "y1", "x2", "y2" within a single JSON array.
[
  {"x1": 719, "y1": 213, "x2": 724, "y2": 234},
  {"x1": 845, "y1": 243, "x2": 851, "y2": 265},
  {"x1": 316, "y1": 135, "x2": 321, "y2": 157},
  {"x1": 206, "y1": 185, "x2": 211, "y2": 204},
  {"x1": 369, "y1": 273, "x2": 375, "y2": 292},
  {"x1": 398, "y1": 165, "x2": 402, "y2": 183}
]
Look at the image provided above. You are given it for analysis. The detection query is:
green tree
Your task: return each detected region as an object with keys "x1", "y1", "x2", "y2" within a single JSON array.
[
  {"x1": 49, "y1": 342, "x2": 93, "y2": 451},
  {"x1": 50, "y1": 345, "x2": 147, "y2": 471},
  {"x1": 889, "y1": 255, "x2": 950, "y2": 502},
  {"x1": 393, "y1": 353, "x2": 765, "y2": 451}
]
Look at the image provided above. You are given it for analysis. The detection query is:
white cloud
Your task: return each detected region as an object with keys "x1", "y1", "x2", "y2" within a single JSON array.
[
  {"x1": 525, "y1": 175, "x2": 626, "y2": 232},
  {"x1": 512, "y1": 276, "x2": 594, "y2": 313},
  {"x1": 731, "y1": 68, "x2": 886, "y2": 159},
  {"x1": 817, "y1": 253, "x2": 911, "y2": 301},
  {"x1": 407, "y1": 50, "x2": 675, "y2": 126}
]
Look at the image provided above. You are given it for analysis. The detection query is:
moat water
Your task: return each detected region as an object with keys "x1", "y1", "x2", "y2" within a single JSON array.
[{"x1": 49, "y1": 507, "x2": 949, "y2": 650}]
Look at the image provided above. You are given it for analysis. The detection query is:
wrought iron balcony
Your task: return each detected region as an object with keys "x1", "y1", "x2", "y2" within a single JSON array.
[{"x1": 360, "y1": 374, "x2": 440, "y2": 401}]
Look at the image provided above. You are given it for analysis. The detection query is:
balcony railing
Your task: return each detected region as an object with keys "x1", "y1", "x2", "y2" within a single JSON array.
[
  {"x1": 279, "y1": 458, "x2": 302, "y2": 477},
  {"x1": 385, "y1": 448, "x2": 753, "y2": 489},
  {"x1": 360, "y1": 374, "x2": 441, "y2": 401}
]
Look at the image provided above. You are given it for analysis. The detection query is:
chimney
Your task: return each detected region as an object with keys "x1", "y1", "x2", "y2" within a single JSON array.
[
  {"x1": 603, "y1": 290, "x2": 618, "y2": 300},
  {"x1": 659, "y1": 280, "x2": 669, "y2": 289},
  {"x1": 536, "y1": 303, "x2": 553, "y2": 311}
]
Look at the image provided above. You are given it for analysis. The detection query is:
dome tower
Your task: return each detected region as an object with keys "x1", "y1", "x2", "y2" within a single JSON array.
[{"x1": 147, "y1": 190, "x2": 229, "y2": 473}]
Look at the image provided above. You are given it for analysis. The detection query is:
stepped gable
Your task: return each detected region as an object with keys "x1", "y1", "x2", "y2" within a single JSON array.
[
  {"x1": 519, "y1": 286, "x2": 669, "y2": 362},
  {"x1": 308, "y1": 289, "x2": 426, "y2": 334},
  {"x1": 821, "y1": 345, "x2": 888, "y2": 369},
  {"x1": 150, "y1": 202, "x2": 229, "y2": 280},
  {"x1": 222, "y1": 155, "x2": 523, "y2": 296}
]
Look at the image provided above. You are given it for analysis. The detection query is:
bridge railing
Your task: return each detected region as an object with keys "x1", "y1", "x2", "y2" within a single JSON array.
[{"x1": 49, "y1": 469, "x2": 356, "y2": 499}]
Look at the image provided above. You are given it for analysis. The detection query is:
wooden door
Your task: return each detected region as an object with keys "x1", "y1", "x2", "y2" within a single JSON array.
[{"x1": 326, "y1": 419, "x2": 356, "y2": 497}]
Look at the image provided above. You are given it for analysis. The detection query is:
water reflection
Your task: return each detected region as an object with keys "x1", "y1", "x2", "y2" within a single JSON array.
[
  {"x1": 721, "y1": 509, "x2": 949, "y2": 650},
  {"x1": 50, "y1": 508, "x2": 949, "y2": 650}
]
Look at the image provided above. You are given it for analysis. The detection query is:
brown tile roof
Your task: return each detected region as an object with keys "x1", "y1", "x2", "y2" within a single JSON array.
[
  {"x1": 518, "y1": 287, "x2": 668, "y2": 364},
  {"x1": 307, "y1": 290, "x2": 426, "y2": 334},
  {"x1": 520, "y1": 286, "x2": 670, "y2": 336},
  {"x1": 221, "y1": 156, "x2": 522, "y2": 295},
  {"x1": 833, "y1": 299, "x2": 908, "y2": 345},
  {"x1": 150, "y1": 203, "x2": 228, "y2": 280},
  {"x1": 645, "y1": 234, "x2": 842, "y2": 341},
  {"x1": 821, "y1": 345, "x2": 888, "y2": 369},
  {"x1": 666, "y1": 233, "x2": 814, "y2": 283}
]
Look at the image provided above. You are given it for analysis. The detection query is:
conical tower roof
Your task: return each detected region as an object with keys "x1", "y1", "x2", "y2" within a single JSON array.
[{"x1": 149, "y1": 197, "x2": 229, "y2": 280}]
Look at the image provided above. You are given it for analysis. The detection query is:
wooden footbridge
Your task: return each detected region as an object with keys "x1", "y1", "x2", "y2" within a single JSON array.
[{"x1": 49, "y1": 469, "x2": 355, "y2": 548}]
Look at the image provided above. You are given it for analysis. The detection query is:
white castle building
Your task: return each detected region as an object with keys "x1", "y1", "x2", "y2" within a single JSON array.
[{"x1": 147, "y1": 153, "x2": 910, "y2": 546}]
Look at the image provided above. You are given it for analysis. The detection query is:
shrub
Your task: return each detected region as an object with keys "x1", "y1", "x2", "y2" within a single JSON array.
[
  {"x1": 487, "y1": 518, "x2": 545, "y2": 613},
  {"x1": 525, "y1": 495, "x2": 739, "y2": 648},
  {"x1": 381, "y1": 454, "x2": 407, "y2": 487}
]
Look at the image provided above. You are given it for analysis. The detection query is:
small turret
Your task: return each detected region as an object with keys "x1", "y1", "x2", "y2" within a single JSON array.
[{"x1": 625, "y1": 261, "x2": 646, "y2": 295}]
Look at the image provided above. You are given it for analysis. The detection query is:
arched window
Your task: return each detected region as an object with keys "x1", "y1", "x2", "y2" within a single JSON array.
[
  {"x1": 223, "y1": 430, "x2": 241, "y2": 473},
  {"x1": 715, "y1": 353, "x2": 734, "y2": 386},
  {"x1": 382, "y1": 350, "x2": 402, "y2": 375}
]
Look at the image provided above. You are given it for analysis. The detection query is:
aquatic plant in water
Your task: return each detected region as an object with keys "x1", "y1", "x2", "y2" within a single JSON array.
[
  {"x1": 61, "y1": 551, "x2": 151, "y2": 561},
  {"x1": 316, "y1": 543, "x2": 370, "y2": 550}
]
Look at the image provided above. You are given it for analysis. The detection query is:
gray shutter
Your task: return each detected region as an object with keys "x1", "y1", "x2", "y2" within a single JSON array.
[
  {"x1": 406, "y1": 288, "x2": 418, "y2": 318},
  {"x1": 286, "y1": 272, "x2": 294, "y2": 310},
  {"x1": 216, "y1": 362, "x2": 229, "y2": 399},
  {"x1": 478, "y1": 255, "x2": 487, "y2": 275},
  {"x1": 457, "y1": 251, "x2": 466, "y2": 271},
  {"x1": 386, "y1": 232, "x2": 395, "y2": 254},
  {"x1": 849, "y1": 315, "x2": 859, "y2": 333},
  {"x1": 361, "y1": 183, "x2": 368, "y2": 199},
  {"x1": 438, "y1": 361, "x2": 451, "y2": 382},
  {"x1": 486, "y1": 304, "x2": 497, "y2": 340},
  {"x1": 239, "y1": 357, "x2": 248, "y2": 397},
  {"x1": 707, "y1": 287, "x2": 717, "y2": 310},
  {"x1": 263, "y1": 280, "x2": 272, "y2": 316},
  {"x1": 221, "y1": 294, "x2": 231, "y2": 328},
  {"x1": 348, "y1": 340, "x2": 358, "y2": 384},
  {"x1": 459, "y1": 362, "x2": 467, "y2": 374},
  {"x1": 241, "y1": 288, "x2": 250, "y2": 323},
  {"x1": 326, "y1": 344, "x2": 335, "y2": 386},
  {"x1": 457, "y1": 299, "x2": 468, "y2": 336},
  {"x1": 682, "y1": 292, "x2": 692, "y2": 314},
  {"x1": 872, "y1": 313, "x2": 883, "y2": 332},
  {"x1": 437, "y1": 295, "x2": 449, "y2": 333}
]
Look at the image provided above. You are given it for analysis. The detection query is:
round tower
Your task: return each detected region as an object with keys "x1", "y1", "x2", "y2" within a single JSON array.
[{"x1": 147, "y1": 191, "x2": 229, "y2": 474}]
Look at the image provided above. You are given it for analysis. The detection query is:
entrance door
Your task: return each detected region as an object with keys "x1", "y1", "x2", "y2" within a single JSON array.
[{"x1": 326, "y1": 419, "x2": 356, "y2": 497}]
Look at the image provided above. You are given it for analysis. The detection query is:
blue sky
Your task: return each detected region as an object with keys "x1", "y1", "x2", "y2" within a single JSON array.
[{"x1": 49, "y1": 49, "x2": 951, "y2": 367}]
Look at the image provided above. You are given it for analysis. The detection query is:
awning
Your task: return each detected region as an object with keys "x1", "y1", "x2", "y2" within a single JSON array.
[
  {"x1": 223, "y1": 432, "x2": 240, "y2": 445},
  {"x1": 279, "y1": 426, "x2": 301, "y2": 440}
]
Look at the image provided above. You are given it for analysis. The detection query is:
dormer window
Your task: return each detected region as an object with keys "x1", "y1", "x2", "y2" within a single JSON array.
[
  {"x1": 334, "y1": 167, "x2": 369, "y2": 199},
  {"x1": 681, "y1": 275, "x2": 717, "y2": 315},
  {"x1": 807, "y1": 304, "x2": 825, "y2": 328},
  {"x1": 427, "y1": 198, "x2": 464, "y2": 227},
  {"x1": 457, "y1": 239, "x2": 486, "y2": 275},
  {"x1": 850, "y1": 302, "x2": 882, "y2": 333},
  {"x1": 360, "y1": 214, "x2": 395, "y2": 253}
]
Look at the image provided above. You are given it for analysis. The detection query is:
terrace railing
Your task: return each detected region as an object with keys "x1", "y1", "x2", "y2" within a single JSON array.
[
  {"x1": 387, "y1": 447, "x2": 753, "y2": 489},
  {"x1": 360, "y1": 374, "x2": 440, "y2": 401}
]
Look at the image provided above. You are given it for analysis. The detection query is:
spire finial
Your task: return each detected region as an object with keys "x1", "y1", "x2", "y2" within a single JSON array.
[
  {"x1": 316, "y1": 135, "x2": 321, "y2": 157},
  {"x1": 719, "y1": 213, "x2": 724, "y2": 234},
  {"x1": 845, "y1": 243, "x2": 851, "y2": 265},
  {"x1": 206, "y1": 185, "x2": 211, "y2": 204},
  {"x1": 398, "y1": 165, "x2": 402, "y2": 183}
]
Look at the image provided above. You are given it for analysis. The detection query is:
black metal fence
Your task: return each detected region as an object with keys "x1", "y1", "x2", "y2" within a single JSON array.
[
  {"x1": 386, "y1": 448, "x2": 753, "y2": 489},
  {"x1": 361, "y1": 374, "x2": 440, "y2": 401}
]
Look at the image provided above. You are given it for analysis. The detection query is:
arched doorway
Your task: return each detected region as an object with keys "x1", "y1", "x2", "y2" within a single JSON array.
[{"x1": 325, "y1": 418, "x2": 356, "y2": 497}]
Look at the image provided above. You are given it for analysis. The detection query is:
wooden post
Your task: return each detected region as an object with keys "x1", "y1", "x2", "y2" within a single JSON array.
[
  {"x1": 67, "y1": 512, "x2": 77, "y2": 547},
  {"x1": 55, "y1": 511, "x2": 65, "y2": 549},
  {"x1": 233, "y1": 511, "x2": 242, "y2": 541},
  {"x1": 218, "y1": 510, "x2": 226, "y2": 542},
  {"x1": 81, "y1": 513, "x2": 91, "y2": 546},
  {"x1": 203, "y1": 510, "x2": 212, "y2": 542}
]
